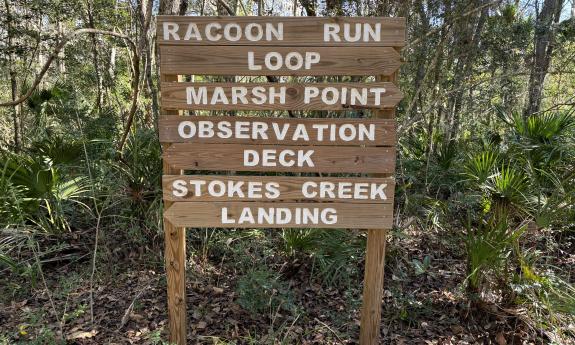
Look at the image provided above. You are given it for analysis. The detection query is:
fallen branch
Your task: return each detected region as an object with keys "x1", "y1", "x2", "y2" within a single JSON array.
[{"x1": 116, "y1": 277, "x2": 160, "y2": 331}]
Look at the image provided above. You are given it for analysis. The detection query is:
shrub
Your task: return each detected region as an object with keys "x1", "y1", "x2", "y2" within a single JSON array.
[{"x1": 236, "y1": 268, "x2": 294, "y2": 316}]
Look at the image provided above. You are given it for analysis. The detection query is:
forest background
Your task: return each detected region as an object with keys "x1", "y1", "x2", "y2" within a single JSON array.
[{"x1": 1, "y1": 0, "x2": 574, "y2": 344}]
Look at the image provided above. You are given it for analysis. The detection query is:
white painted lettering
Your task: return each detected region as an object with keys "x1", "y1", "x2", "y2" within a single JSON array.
[
  {"x1": 183, "y1": 23, "x2": 201, "y2": 40},
  {"x1": 172, "y1": 179, "x2": 188, "y2": 197},
  {"x1": 163, "y1": 22, "x2": 180, "y2": 40},
  {"x1": 205, "y1": 23, "x2": 222, "y2": 41},
  {"x1": 223, "y1": 23, "x2": 242, "y2": 41},
  {"x1": 178, "y1": 121, "x2": 196, "y2": 139},
  {"x1": 292, "y1": 124, "x2": 309, "y2": 141},
  {"x1": 324, "y1": 23, "x2": 340, "y2": 42},
  {"x1": 221, "y1": 207, "x2": 235, "y2": 224},
  {"x1": 304, "y1": 87, "x2": 320, "y2": 103},
  {"x1": 245, "y1": 23, "x2": 263, "y2": 41},
  {"x1": 344, "y1": 23, "x2": 362, "y2": 42},
  {"x1": 243, "y1": 150, "x2": 259, "y2": 166}
]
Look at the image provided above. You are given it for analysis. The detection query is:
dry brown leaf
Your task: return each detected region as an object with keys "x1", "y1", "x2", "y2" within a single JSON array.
[
  {"x1": 496, "y1": 332, "x2": 507, "y2": 345},
  {"x1": 66, "y1": 330, "x2": 97, "y2": 340},
  {"x1": 451, "y1": 325, "x2": 464, "y2": 334}
]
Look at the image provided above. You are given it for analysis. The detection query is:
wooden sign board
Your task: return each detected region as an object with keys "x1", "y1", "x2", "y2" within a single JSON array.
[
  {"x1": 157, "y1": 16, "x2": 406, "y2": 47},
  {"x1": 158, "y1": 116, "x2": 396, "y2": 146},
  {"x1": 159, "y1": 46, "x2": 401, "y2": 76},
  {"x1": 165, "y1": 202, "x2": 393, "y2": 229},
  {"x1": 160, "y1": 82, "x2": 403, "y2": 110},
  {"x1": 163, "y1": 143, "x2": 396, "y2": 173},
  {"x1": 163, "y1": 175, "x2": 395, "y2": 203}
]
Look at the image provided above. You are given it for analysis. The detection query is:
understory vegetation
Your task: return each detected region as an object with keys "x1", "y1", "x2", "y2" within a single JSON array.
[{"x1": 1, "y1": 0, "x2": 574, "y2": 344}]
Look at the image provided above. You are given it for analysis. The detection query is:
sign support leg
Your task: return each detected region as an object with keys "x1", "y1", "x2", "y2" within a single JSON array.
[
  {"x1": 360, "y1": 72, "x2": 397, "y2": 344},
  {"x1": 163, "y1": 73, "x2": 187, "y2": 344},
  {"x1": 164, "y1": 218, "x2": 186, "y2": 344},
  {"x1": 359, "y1": 229, "x2": 388, "y2": 344}
]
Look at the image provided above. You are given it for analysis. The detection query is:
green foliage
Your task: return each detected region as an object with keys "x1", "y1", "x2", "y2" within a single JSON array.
[
  {"x1": 310, "y1": 229, "x2": 363, "y2": 287},
  {"x1": 282, "y1": 228, "x2": 320, "y2": 255},
  {"x1": 118, "y1": 129, "x2": 162, "y2": 208},
  {"x1": 465, "y1": 218, "x2": 526, "y2": 293},
  {"x1": 509, "y1": 249, "x2": 575, "y2": 339},
  {"x1": 435, "y1": 140, "x2": 458, "y2": 172},
  {"x1": 0, "y1": 232, "x2": 33, "y2": 297},
  {"x1": 0, "y1": 148, "x2": 88, "y2": 233},
  {"x1": 29, "y1": 136, "x2": 84, "y2": 166},
  {"x1": 459, "y1": 108, "x2": 574, "y2": 301},
  {"x1": 486, "y1": 164, "x2": 529, "y2": 217},
  {"x1": 411, "y1": 255, "x2": 432, "y2": 276},
  {"x1": 236, "y1": 268, "x2": 294, "y2": 316},
  {"x1": 511, "y1": 111, "x2": 574, "y2": 144},
  {"x1": 463, "y1": 150, "x2": 499, "y2": 185},
  {"x1": 282, "y1": 228, "x2": 363, "y2": 287},
  {"x1": 501, "y1": 4, "x2": 517, "y2": 24},
  {"x1": 0, "y1": 159, "x2": 26, "y2": 225}
]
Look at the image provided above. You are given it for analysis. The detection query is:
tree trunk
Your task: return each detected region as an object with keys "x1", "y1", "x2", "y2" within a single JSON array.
[
  {"x1": 159, "y1": 0, "x2": 188, "y2": 15},
  {"x1": 137, "y1": 0, "x2": 159, "y2": 127},
  {"x1": 9, "y1": 71, "x2": 22, "y2": 152},
  {"x1": 299, "y1": 0, "x2": 316, "y2": 16},
  {"x1": 57, "y1": 21, "x2": 66, "y2": 74},
  {"x1": 4, "y1": 0, "x2": 21, "y2": 152},
  {"x1": 447, "y1": 2, "x2": 488, "y2": 142},
  {"x1": 85, "y1": 1, "x2": 104, "y2": 114},
  {"x1": 524, "y1": 0, "x2": 564, "y2": 117}
]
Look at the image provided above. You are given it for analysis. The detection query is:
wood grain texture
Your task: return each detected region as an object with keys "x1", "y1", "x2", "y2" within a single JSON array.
[
  {"x1": 163, "y1": 175, "x2": 395, "y2": 203},
  {"x1": 164, "y1": 202, "x2": 393, "y2": 228},
  {"x1": 360, "y1": 73, "x2": 397, "y2": 345},
  {"x1": 163, "y1": 218, "x2": 186, "y2": 344},
  {"x1": 161, "y1": 75, "x2": 186, "y2": 345},
  {"x1": 163, "y1": 143, "x2": 396, "y2": 173},
  {"x1": 159, "y1": 46, "x2": 401, "y2": 76},
  {"x1": 360, "y1": 228, "x2": 388, "y2": 344},
  {"x1": 157, "y1": 16, "x2": 406, "y2": 47},
  {"x1": 160, "y1": 82, "x2": 403, "y2": 110},
  {"x1": 159, "y1": 115, "x2": 396, "y2": 146}
]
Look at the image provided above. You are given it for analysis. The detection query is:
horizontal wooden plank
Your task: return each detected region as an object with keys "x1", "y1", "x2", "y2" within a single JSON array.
[
  {"x1": 163, "y1": 175, "x2": 395, "y2": 203},
  {"x1": 164, "y1": 202, "x2": 393, "y2": 228},
  {"x1": 160, "y1": 82, "x2": 403, "y2": 110},
  {"x1": 159, "y1": 116, "x2": 396, "y2": 146},
  {"x1": 163, "y1": 143, "x2": 396, "y2": 173},
  {"x1": 159, "y1": 46, "x2": 401, "y2": 76},
  {"x1": 157, "y1": 16, "x2": 406, "y2": 47}
]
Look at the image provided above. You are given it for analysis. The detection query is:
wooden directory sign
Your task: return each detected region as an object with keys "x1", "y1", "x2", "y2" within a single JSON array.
[{"x1": 157, "y1": 15, "x2": 405, "y2": 345}]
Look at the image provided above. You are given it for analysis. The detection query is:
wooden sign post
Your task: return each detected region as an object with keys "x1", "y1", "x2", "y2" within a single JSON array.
[{"x1": 157, "y1": 16, "x2": 405, "y2": 344}]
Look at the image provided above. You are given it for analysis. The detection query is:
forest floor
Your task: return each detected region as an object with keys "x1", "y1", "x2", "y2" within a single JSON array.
[{"x1": 1, "y1": 225, "x2": 573, "y2": 345}]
